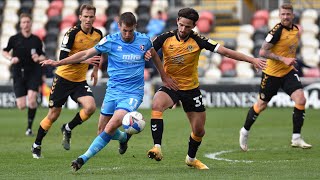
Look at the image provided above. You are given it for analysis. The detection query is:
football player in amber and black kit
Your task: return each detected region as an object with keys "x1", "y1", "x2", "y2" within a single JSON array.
[
  {"x1": 144, "y1": 8, "x2": 266, "y2": 170},
  {"x1": 239, "y1": 3, "x2": 312, "y2": 151},
  {"x1": 2, "y1": 13, "x2": 46, "y2": 136},
  {"x1": 31, "y1": 4, "x2": 103, "y2": 159}
]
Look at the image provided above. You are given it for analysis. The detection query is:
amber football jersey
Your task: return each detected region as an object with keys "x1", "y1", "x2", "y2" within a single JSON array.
[
  {"x1": 153, "y1": 30, "x2": 219, "y2": 90},
  {"x1": 55, "y1": 25, "x2": 102, "y2": 82},
  {"x1": 263, "y1": 23, "x2": 299, "y2": 77}
]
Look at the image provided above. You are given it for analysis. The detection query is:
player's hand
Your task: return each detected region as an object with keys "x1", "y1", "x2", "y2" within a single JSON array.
[
  {"x1": 91, "y1": 69, "x2": 98, "y2": 86},
  {"x1": 10, "y1": 57, "x2": 19, "y2": 64},
  {"x1": 144, "y1": 50, "x2": 152, "y2": 61},
  {"x1": 253, "y1": 58, "x2": 267, "y2": 71},
  {"x1": 161, "y1": 74, "x2": 179, "y2": 91},
  {"x1": 40, "y1": 59, "x2": 59, "y2": 67},
  {"x1": 282, "y1": 57, "x2": 298, "y2": 71},
  {"x1": 82, "y1": 56, "x2": 100, "y2": 66},
  {"x1": 282, "y1": 57, "x2": 296, "y2": 66}
]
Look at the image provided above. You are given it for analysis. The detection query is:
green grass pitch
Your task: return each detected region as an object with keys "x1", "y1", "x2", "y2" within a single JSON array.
[{"x1": 0, "y1": 107, "x2": 319, "y2": 179}]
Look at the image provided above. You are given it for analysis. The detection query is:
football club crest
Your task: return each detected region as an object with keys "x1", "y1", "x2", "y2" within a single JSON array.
[
  {"x1": 140, "y1": 45, "x2": 145, "y2": 51},
  {"x1": 49, "y1": 100, "x2": 54, "y2": 107},
  {"x1": 187, "y1": 45, "x2": 193, "y2": 52}
]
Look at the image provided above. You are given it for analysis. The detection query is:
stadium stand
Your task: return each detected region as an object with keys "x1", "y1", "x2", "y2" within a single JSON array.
[{"x1": 0, "y1": 0, "x2": 320, "y2": 83}]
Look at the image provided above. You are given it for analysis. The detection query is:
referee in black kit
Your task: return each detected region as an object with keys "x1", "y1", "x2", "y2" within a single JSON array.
[{"x1": 2, "y1": 13, "x2": 46, "y2": 136}]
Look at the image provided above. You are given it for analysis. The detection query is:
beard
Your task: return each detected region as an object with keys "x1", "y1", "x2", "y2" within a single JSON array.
[{"x1": 178, "y1": 32, "x2": 188, "y2": 40}]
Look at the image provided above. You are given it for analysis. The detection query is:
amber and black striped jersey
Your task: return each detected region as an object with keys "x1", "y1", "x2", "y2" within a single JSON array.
[
  {"x1": 153, "y1": 30, "x2": 220, "y2": 90},
  {"x1": 263, "y1": 23, "x2": 299, "y2": 77},
  {"x1": 55, "y1": 24, "x2": 103, "y2": 82}
]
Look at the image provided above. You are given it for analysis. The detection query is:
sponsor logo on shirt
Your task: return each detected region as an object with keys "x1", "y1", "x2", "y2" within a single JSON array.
[{"x1": 122, "y1": 54, "x2": 142, "y2": 60}]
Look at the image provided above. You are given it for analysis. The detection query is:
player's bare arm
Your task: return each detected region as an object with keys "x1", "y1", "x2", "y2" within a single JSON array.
[
  {"x1": 260, "y1": 41, "x2": 296, "y2": 66},
  {"x1": 90, "y1": 54, "x2": 106, "y2": 86},
  {"x1": 81, "y1": 56, "x2": 101, "y2": 66},
  {"x1": 40, "y1": 48, "x2": 100, "y2": 67},
  {"x1": 217, "y1": 45, "x2": 266, "y2": 70},
  {"x1": 150, "y1": 48, "x2": 179, "y2": 91}
]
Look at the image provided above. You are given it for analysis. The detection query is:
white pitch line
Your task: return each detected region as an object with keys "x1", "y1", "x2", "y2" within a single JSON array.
[
  {"x1": 204, "y1": 150, "x2": 254, "y2": 163},
  {"x1": 205, "y1": 148, "x2": 293, "y2": 163}
]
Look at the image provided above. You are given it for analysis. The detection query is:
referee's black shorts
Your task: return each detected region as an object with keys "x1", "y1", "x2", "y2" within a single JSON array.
[{"x1": 13, "y1": 73, "x2": 42, "y2": 98}]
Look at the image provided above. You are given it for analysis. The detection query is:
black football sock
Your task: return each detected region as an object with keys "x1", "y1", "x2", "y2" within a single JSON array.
[
  {"x1": 27, "y1": 108, "x2": 37, "y2": 129},
  {"x1": 67, "y1": 112, "x2": 83, "y2": 130},
  {"x1": 243, "y1": 106, "x2": 259, "y2": 131},
  {"x1": 292, "y1": 107, "x2": 305, "y2": 134},
  {"x1": 188, "y1": 136, "x2": 201, "y2": 158},
  {"x1": 151, "y1": 119, "x2": 163, "y2": 145},
  {"x1": 35, "y1": 126, "x2": 48, "y2": 145}
]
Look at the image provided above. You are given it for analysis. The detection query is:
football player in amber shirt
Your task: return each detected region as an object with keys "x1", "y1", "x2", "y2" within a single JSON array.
[
  {"x1": 31, "y1": 4, "x2": 103, "y2": 159},
  {"x1": 239, "y1": 3, "x2": 312, "y2": 151},
  {"x1": 145, "y1": 8, "x2": 266, "y2": 169}
]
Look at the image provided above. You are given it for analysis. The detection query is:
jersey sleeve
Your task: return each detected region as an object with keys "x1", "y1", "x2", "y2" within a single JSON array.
[
  {"x1": 265, "y1": 23, "x2": 282, "y2": 44},
  {"x1": 59, "y1": 27, "x2": 77, "y2": 60},
  {"x1": 94, "y1": 35, "x2": 112, "y2": 53},
  {"x1": 95, "y1": 28, "x2": 103, "y2": 40},
  {"x1": 146, "y1": 37, "x2": 153, "y2": 50},
  {"x1": 193, "y1": 32, "x2": 220, "y2": 52},
  {"x1": 2, "y1": 36, "x2": 14, "y2": 52},
  {"x1": 152, "y1": 31, "x2": 172, "y2": 51}
]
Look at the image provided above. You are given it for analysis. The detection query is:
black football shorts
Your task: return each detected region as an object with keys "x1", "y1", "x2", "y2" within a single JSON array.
[
  {"x1": 259, "y1": 70, "x2": 303, "y2": 102},
  {"x1": 158, "y1": 86, "x2": 205, "y2": 112},
  {"x1": 48, "y1": 75, "x2": 93, "y2": 107}
]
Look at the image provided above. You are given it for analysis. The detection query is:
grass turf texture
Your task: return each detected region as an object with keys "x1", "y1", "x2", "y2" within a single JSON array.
[{"x1": 0, "y1": 107, "x2": 319, "y2": 179}]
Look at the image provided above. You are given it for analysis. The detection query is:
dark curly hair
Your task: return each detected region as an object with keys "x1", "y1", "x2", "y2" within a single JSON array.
[{"x1": 178, "y1": 8, "x2": 199, "y2": 25}]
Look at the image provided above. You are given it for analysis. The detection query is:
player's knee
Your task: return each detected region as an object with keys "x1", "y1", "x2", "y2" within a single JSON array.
[
  {"x1": 297, "y1": 98, "x2": 306, "y2": 106},
  {"x1": 295, "y1": 94, "x2": 306, "y2": 105},
  {"x1": 86, "y1": 106, "x2": 96, "y2": 116},
  {"x1": 191, "y1": 131, "x2": 204, "y2": 141},
  {"x1": 255, "y1": 101, "x2": 268, "y2": 113},
  {"x1": 291, "y1": 89, "x2": 306, "y2": 105},
  {"x1": 192, "y1": 126, "x2": 205, "y2": 137},
  {"x1": 152, "y1": 101, "x2": 170, "y2": 112},
  {"x1": 259, "y1": 104, "x2": 267, "y2": 112},
  {"x1": 79, "y1": 108, "x2": 94, "y2": 122},
  {"x1": 47, "y1": 112, "x2": 60, "y2": 122},
  {"x1": 83, "y1": 103, "x2": 96, "y2": 116}
]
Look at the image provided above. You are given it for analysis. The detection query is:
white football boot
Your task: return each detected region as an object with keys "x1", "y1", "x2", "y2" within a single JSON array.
[
  {"x1": 291, "y1": 137, "x2": 312, "y2": 149},
  {"x1": 239, "y1": 127, "x2": 249, "y2": 152}
]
